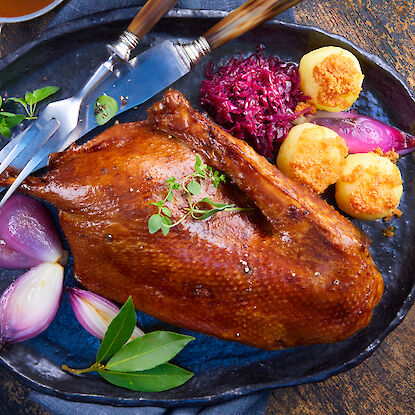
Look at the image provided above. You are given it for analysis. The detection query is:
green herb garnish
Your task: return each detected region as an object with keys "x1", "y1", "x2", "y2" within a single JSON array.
[
  {"x1": 94, "y1": 94, "x2": 118, "y2": 125},
  {"x1": 0, "y1": 86, "x2": 59, "y2": 138},
  {"x1": 148, "y1": 155, "x2": 249, "y2": 236},
  {"x1": 0, "y1": 110, "x2": 25, "y2": 139},
  {"x1": 7, "y1": 86, "x2": 59, "y2": 119},
  {"x1": 62, "y1": 296, "x2": 194, "y2": 392}
]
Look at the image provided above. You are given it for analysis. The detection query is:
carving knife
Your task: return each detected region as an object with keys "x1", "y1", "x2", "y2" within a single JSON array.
[{"x1": 11, "y1": 0, "x2": 303, "y2": 172}]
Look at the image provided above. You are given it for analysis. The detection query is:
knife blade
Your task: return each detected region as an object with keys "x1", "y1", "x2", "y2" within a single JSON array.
[
  {"x1": 16, "y1": 0, "x2": 303, "y2": 171},
  {"x1": 4, "y1": 0, "x2": 180, "y2": 174},
  {"x1": 60, "y1": 40, "x2": 191, "y2": 152}
]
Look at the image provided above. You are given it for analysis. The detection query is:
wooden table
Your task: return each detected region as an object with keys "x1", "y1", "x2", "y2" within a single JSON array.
[{"x1": 0, "y1": 1, "x2": 414, "y2": 414}]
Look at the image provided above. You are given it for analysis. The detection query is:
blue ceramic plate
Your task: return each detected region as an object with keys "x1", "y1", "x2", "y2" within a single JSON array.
[{"x1": 0, "y1": 9, "x2": 414, "y2": 407}]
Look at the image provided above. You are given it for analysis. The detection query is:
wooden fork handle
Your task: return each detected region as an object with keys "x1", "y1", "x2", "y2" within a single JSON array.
[
  {"x1": 204, "y1": 0, "x2": 303, "y2": 50},
  {"x1": 127, "y1": 0, "x2": 178, "y2": 39}
]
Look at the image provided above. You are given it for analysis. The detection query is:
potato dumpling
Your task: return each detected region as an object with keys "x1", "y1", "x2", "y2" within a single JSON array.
[
  {"x1": 277, "y1": 123, "x2": 348, "y2": 193},
  {"x1": 335, "y1": 153, "x2": 403, "y2": 220},
  {"x1": 299, "y1": 46, "x2": 364, "y2": 112}
]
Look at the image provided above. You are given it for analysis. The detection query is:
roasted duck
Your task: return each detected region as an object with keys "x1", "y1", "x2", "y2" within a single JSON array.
[{"x1": 0, "y1": 90, "x2": 383, "y2": 350}]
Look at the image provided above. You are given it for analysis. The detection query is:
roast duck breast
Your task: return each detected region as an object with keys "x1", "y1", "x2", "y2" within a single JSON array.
[{"x1": 0, "y1": 90, "x2": 384, "y2": 350}]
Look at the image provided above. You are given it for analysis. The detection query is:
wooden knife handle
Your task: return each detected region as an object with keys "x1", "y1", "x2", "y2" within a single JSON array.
[
  {"x1": 127, "y1": 0, "x2": 178, "y2": 39},
  {"x1": 204, "y1": 0, "x2": 303, "y2": 50}
]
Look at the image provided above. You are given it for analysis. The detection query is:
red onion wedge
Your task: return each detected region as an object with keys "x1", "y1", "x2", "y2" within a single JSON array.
[
  {"x1": 67, "y1": 288, "x2": 144, "y2": 340},
  {"x1": 298, "y1": 111, "x2": 415, "y2": 155},
  {"x1": 0, "y1": 263, "x2": 64, "y2": 348},
  {"x1": 0, "y1": 194, "x2": 63, "y2": 264},
  {"x1": 0, "y1": 237, "x2": 41, "y2": 269}
]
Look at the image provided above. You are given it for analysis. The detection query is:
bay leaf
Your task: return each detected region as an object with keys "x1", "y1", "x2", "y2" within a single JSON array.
[
  {"x1": 98, "y1": 363, "x2": 193, "y2": 392},
  {"x1": 96, "y1": 296, "x2": 136, "y2": 363},
  {"x1": 106, "y1": 331, "x2": 194, "y2": 372}
]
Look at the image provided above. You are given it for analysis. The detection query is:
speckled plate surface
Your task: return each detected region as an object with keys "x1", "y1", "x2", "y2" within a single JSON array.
[{"x1": 0, "y1": 8, "x2": 414, "y2": 408}]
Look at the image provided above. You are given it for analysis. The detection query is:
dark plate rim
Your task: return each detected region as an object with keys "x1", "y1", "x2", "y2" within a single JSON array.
[{"x1": 0, "y1": 8, "x2": 414, "y2": 407}]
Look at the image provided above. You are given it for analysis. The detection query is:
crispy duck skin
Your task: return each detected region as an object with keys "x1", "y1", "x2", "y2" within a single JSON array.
[{"x1": 0, "y1": 90, "x2": 383, "y2": 350}]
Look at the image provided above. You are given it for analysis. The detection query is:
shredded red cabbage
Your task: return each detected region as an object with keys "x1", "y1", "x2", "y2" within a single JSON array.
[{"x1": 200, "y1": 46, "x2": 308, "y2": 158}]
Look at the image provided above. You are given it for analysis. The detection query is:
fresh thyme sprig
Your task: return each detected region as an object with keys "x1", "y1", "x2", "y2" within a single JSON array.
[{"x1": 148, "y1": 155, "x2": 249, "y2": 236}]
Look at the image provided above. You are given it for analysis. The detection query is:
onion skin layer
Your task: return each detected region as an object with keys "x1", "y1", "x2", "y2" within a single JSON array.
[
  {"x1": 0, "y1": 263, "x2": 64, "y2": 348},
  {"x1": 302, "y1": 111, "x2": 415, "y2": 155},
  {"x1": 0, "y1": 237, "x2": 41, "y2": 269},
  {"x1": 0, "y1": 194, "x2": 63, "y2": 264},
  {"x1": 67, "y1": 288, "x2": 144, "y2": 340}
]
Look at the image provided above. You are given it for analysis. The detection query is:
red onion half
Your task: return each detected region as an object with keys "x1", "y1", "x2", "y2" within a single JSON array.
[
  {"x1": 0, "y1": 194, "x2": 63, "y2": 265},
  {"x1": 0, "y1": 237, "x2": 41, "y2": 269},
  {"x1": 301, "y1": 111, "x2": 415, "y2": 155},
  {"x1": 0, "y1": 263, "x2": 64, "y2": 347}
]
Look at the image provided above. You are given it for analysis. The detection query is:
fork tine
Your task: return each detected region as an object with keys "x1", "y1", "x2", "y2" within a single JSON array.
[
  {"x1": 0, "y1": 126, "x2": 31, "y2": 164},
  {"x1": 0, "y1": 112, "x2": 60, "y2": 174},
  {"x1": 0, "y1": 119, "x2": 60, "y2": 208},
  {"x1": 0, "y1": 128, "x2": 41, "y2": 176}
]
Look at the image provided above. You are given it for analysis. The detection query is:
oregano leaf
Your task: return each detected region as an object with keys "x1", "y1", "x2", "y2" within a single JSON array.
[
  {"x1": 32, "y1": 86, "x2": 59, "y2": 102},
  {"x1": 94, "y1": 94, "x2": 118, "y2": 126},
  {"x1": 148, "y1": 214, "x2": 162, "y2": 234},
  {"x1": 0, "y1": 111, "x2": 20, "y2": 117},
  {"x1": 187, "y1": 179, "x2": 201, "y2": 196},
  {"x1": 166, "y1": 191, "x2": 174, "y2": 202},
  {"x1": 194, "y1": 155, "x2": 203, "y2": 174},
  {"x1": 199, "y1": 198, "x2": 230, "y2": 209},
  {"x1": 24, "y1": 92, "x2": 36, "y2": 106},
  {"x1": 4, "y1": 114, "x2": 25, "y2": 128},
  {"x1": 194, "y1": 210, "x2": 217, "y2": 220},
  {"x1": 6, "y1": 97, "x2": 27, "y2": 108},
  {"x1": 161, "y1": 206, "x2": 172, "y2": 217},
  {"x1": 0, "y1": 121, "x2": 11, "y2": 138},
  {"x1": 161, "y1": 216, "x2": 171, "y2": 236}
]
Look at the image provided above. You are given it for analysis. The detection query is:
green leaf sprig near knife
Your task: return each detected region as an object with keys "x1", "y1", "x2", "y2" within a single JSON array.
[
  {"x1": 93, "y1": 94, "x2": 118, "y2": 126},
  {"x1": 149, "y1": 155, "x2": 250, "y2": 236},
  {"x1": 0, "y1": 86, "x2": 59, "y2": 138},
  {"x1": 62, "y1": 296, "x2": 194, "y2": 392},
  {"x1": 0, "y1": 87, "x2": 117, "y2": 139}
]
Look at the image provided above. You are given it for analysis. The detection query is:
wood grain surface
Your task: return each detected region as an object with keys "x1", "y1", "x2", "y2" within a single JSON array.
[{"x1": 0, "y1": 1, "x2": 414, "y2": 414}]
